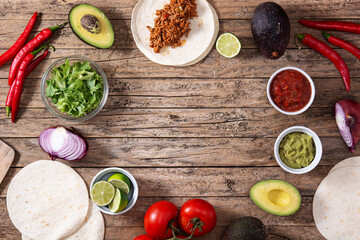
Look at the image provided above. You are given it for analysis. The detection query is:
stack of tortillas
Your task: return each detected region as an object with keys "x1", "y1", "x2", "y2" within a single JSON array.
[
  {"x1": 313, "y1": 157, "x2": 360, "y2": 239},
  {"x1": 6, "y1": 160, "x2": 104, "y2": 240},
  {"x1": 131, "y1": 0, "x2": 219, "y2": 66}
]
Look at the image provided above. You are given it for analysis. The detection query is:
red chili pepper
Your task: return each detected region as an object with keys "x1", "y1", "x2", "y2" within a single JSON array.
[
  {"x1": 322, "y1": 32, "x2": 360, "y2": 61},
  {"x1": 0, "y1": 12, "x2": 37, "y2": 67},
  {"x1": 296, "y1": 33, "x2": 350, "y2": 91},
  {"x1": 11, "y1": 44, "x2": 54, "y2": 122},
  {"x1": 8, "y1": 22, "x2": 66, "y2": 86},
  {"x1": 5, "y1": 50, "x2": 49, "y2": 116},
  {"x1": 298, "y1": 20, "x2": 360, "y2": 34}
]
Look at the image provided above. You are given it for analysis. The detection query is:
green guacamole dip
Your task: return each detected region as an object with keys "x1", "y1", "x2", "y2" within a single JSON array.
[{"x1": 279, "y1": 132, "x2": 316, "y2": 169}]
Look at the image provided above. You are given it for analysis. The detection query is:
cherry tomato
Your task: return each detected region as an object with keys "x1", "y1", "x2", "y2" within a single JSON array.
[
  {"x1": 144, "y1": 200, "x2": 178, "y2": 239},
  {"x1": 178, "y1": 199, "x2": 217, "y2": 237},
  {"x1": 133, "y1": 234, "x2": 154, "y2": 240}
]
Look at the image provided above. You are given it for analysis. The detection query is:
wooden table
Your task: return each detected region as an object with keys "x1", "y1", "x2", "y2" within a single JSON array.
[{"x1": 1, "y1": 0, "x2": 359, "y2": 239}]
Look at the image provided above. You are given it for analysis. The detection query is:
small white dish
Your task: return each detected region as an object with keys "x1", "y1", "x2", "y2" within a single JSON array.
[
  {"x1": 90, "y1": 167, "x2": 139, "y2": 215},
  {"x1": 267, "y1": 67, "x2": 315, "y2": 115},
  {"x1": 274, "y1": 126, "x2": 322, "y2": 174}
]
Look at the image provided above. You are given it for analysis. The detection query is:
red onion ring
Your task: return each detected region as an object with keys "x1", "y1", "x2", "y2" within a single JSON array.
[{"x1": 39, "y1": 126, "x2": 88, "y2": 161}]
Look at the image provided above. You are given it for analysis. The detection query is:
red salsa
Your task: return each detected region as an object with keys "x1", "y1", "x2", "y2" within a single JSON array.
[{"x1": 270, "y1": 69, "x2": 312, "y2": 112}]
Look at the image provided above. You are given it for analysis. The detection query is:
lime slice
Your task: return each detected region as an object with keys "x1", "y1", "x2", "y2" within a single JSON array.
[
  {"x1": 216, "y1": 33, "x2": 241, "y2": 58},
  {"x1": 90, "y1": 181, "x2": 115, "y2": 206},
  {"x1": 109, "y1": 188, "x2": 129, "y2": 213},
  {"x1": 108, "y1": 173, "x2": 131, "y2": 194}
]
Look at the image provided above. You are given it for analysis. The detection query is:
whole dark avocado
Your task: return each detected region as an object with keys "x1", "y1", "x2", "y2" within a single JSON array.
[
  {"x1": 251, "y1": 2, "x2": 290, "y2": 59},
  {"x1": 222, "y1": 216, "x2": 267, "y2": 240}
]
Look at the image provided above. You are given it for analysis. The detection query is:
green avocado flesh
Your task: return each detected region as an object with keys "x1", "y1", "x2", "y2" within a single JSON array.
[
  {"x1": 222, "y1": 216, "x2": 266, "y2": 240},
  {"x1": 279, "y1": 132, "x2": 316, "y2": 169},
  {"x1": 69, "y1": 4, "x2": 114, "y2": 49},
  {"x1": 250, "y1": 180, "x2": 301, "y2": 216}
]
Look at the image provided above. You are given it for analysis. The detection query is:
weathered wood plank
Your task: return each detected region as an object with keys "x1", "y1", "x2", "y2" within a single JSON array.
[
  {"x1": 1, "y1": 48, "x2": 359, "y2": 80},
  {"x1": 0, "y1": 226, "x2": 326, "y2": 240},
  {"x1": 0, "y1": 107, "x2": 340, "y2": 138},
  {"x1": 0, "y1": 196, "x2": 324, "y2": 239},
  {"x1": 0, "y1": 166, "x2": 329, "y2": 198},
  {"x1": 0, "y1": 76, "x2": 356, "y2": 109},
  {"x1": 1, "y1": 19, "x2": 360, "y2": 50},
  {"x1": 0, "y1": 0, "x2": 359, "y2": 20},
  {"x1": 3, "y1": 137, "x2": 352, "y2": 168},
  {"x1": 0, "y1": 196, "x2": 317, "y2": 227}
]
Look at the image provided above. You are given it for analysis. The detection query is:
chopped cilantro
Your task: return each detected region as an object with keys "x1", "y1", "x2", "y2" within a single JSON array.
[{"x1": 46, "y1": 59, "x2": 103, "y2": 117}]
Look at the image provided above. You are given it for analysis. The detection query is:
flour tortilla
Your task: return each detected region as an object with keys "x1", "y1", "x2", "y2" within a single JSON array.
[
  {"x1": 22, "y1": 201, "x2": 104, "y2": 240},
  {"x1": 180, "y1": 3, "x2": 219, "y2": 67},
  {"x1": 131, "y1": 0, "x2": 218, "y2": 66},
  {"x1": 7, "y1": 160, "x2": 89, "y2": 240},
  {"x1": 328, "y1": 156, "x2": 360, "y2": 175},
  {"x1": 313, "y1": 167, "x2": 360, "y2": 239}
]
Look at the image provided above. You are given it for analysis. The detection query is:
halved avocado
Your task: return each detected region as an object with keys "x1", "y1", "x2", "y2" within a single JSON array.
[
  {"x1": 250, "y1": 180, "x2": 301, "y2": 216},
  {"x1": 69, "y1": 4, "x2": 114, "y2": 49}
]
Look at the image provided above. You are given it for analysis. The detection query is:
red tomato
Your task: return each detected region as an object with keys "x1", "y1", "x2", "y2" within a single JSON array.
[
  {"x1": 133, "y1": 234, "x2": 154, "y2": 240},
  {"x1": 144, "y1": 201, "x2": 178, "y2": 239},
  {"x1": 178, "y1": 199, "x2": 217, "y2": 237}
]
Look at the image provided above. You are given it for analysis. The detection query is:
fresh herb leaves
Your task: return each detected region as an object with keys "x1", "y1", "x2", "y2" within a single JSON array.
[{"x1": 46, "y1": 59, "x2": 103, "y2": 117}]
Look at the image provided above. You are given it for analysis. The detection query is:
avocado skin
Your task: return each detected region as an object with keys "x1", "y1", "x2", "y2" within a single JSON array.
[
  {"x1": 69, "y1": 4, "x2": 114, "y2": 49},
  {"x1": 222, "y1": 216, "x2": 267, "y2": 240},
  {"x1": 251, "y1": 2, "x2": 290, "y2": 59}
]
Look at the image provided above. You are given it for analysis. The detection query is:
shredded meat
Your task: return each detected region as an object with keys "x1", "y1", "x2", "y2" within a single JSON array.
[{"x1": 147, "y1": 0, "x2": 198, "y2": 53}]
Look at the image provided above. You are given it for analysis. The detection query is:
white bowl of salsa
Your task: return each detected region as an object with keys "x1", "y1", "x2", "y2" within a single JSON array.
[{"x1": 267, "y1": 67, "x2": 315, "y2": 115}]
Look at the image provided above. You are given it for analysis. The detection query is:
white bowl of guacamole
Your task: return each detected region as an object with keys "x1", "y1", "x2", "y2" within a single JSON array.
[{"x1": 274, "y1": 126, "x2": 322, "y2": 174}]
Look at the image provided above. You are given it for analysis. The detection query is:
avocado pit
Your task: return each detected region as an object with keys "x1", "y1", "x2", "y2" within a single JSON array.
[{"x1": 81, "y1": 14, "x2": 101, "y2": 34}]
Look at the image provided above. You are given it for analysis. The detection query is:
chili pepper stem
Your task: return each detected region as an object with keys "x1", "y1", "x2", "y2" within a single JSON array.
[
  {"x1": 32, "y1": 44, "x2": 54, "y2": 56},
  {"x1": 322, "y1": 31, "x2": 331, "y2": 40},
  {"x1": 296, "y1": 34, "x2": 305, "y2": 43},
  {"x1": 49, "y1": 22, "x2": 68, "y2": 33},
  {"x1": 6, "y1": 107, "x2": 10, "y2": 117},
  {"x1": 294, "y1": 35, "x2": 301, "y2": 49}
]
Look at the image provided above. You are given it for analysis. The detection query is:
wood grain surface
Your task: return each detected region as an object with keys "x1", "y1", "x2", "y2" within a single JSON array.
[{"x1": 1, "y1": 0, "x2": 359, "y2": 239}]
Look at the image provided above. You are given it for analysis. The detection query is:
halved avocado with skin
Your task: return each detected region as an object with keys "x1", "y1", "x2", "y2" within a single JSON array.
[
  {"x1": 69, "y1": 4, "x2": 114, "y2": 49},
  {"x1": 250, "y1": 180, "x2": 301, "y2": 216}
]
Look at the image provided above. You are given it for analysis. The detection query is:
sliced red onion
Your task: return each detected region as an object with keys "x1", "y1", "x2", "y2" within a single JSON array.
[
  {"x1": 39, "y1": 126, "x2": 88, "y2": 161},
  {"x1": 335, "y1": 102, "x2": 354, "y2": 149},
  {"x1": 335, "y1": 100, "x2": 360, "y2": 152}
]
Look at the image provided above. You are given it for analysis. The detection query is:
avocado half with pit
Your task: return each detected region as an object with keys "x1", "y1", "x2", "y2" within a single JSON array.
[
  {"x1": 250, "y1": 180, "x2": 301, "y2": 216},
  {"x1": 69, "y1": 4, "x2": 114, "y2": 49}
]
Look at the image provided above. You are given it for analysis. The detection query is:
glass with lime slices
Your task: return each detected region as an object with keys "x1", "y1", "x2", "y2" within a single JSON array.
[{"x1": 90, "y1": 168, "x2": 138, "y2": 215}]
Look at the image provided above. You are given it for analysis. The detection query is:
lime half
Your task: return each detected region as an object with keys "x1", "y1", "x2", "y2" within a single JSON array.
[
  {"x1": 91, "y1": 181, "x2": 115, "y2": 206},
  {"x1": 108, "y1": 173, "x2": 131, "y2": 194},
  {"x1": 216, "y1": 33, "x2": 241, "y2": 58},
  {"x1": 109, "y1": 188, "x2": 129, "y2": 213}
]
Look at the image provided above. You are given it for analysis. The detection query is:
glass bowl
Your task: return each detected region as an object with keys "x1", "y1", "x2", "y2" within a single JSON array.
[{"x1": 41, "y1": 56, "x2": 108, "y2": 122}]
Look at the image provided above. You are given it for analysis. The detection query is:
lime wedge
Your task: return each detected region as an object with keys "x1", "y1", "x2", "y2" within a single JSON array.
[
  {"x1": 216, "y1": 33, "x2": 241, "y2": 58},
  {"x1": 90, "y1": 181, "x2": 115, "y2": 206},
  {"x1": 109, "y1": 188, "x2": 129, "y2": 213},
  {"x1": 108, "y1": 173, "x2": 131, "y2": 194}
]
